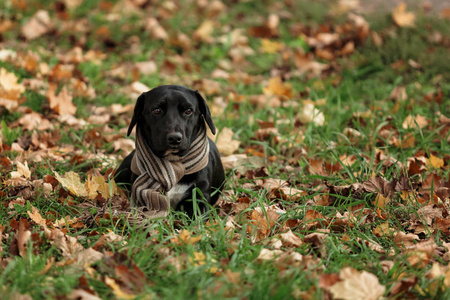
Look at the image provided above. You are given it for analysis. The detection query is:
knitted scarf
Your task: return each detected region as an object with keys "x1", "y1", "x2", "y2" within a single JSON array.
[{"x1": 130, "y1": 125, "x2": 209, "y2": 218}]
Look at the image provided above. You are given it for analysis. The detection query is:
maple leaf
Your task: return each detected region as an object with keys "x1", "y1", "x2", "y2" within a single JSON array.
[
  {"x1": 46, "y1": 84, "x2": 77, "y2": 115},
  {"x1": 392, "y1": 3, "x2": 416, "y2": 27},
  {"x1": 54, "y1": 171, "x2": 88, "y2": 197},
  {"x1": 85, "y1": 174, "x2": 120, "y2": 200},
  {"x1": 330, "y1": 268, "x2": 386, "y2": 300}
]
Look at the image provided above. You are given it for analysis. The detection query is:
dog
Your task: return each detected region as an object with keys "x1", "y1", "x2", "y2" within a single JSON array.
[{"x1": 115, "y1": 85, "x2": 225, "y2": 219}]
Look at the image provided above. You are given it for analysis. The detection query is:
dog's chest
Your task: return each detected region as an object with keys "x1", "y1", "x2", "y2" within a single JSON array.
[{"x1": 167, "y1": 183, "x2": 191, "y2": 207}]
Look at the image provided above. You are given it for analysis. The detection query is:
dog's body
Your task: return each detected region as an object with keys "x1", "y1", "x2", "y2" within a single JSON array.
[{"x1": 115, "y1": 85, "x2": 225, "y2": 218}]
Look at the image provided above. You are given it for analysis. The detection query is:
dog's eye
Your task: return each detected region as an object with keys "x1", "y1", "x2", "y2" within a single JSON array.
[
  {"x1": 184, "y1": 108, "x2": 193, "y2": 115},
  {"x1": 152, "y1": 108, "x2": 162, "y2": 115}
]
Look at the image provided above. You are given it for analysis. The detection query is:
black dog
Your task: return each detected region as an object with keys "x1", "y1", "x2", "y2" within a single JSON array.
[{"x1": 115, "y1": 85, "x2": 225, "y2": 218}]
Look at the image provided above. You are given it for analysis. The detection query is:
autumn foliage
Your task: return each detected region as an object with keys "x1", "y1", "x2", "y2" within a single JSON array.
[{"x1": 0, "y1": 0, "x2": 449, "y2": 299}]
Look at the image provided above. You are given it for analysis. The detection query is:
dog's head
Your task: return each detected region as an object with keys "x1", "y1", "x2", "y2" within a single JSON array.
[{"x1": 127, "y1": 85, "x2": 216, "y2": 157}]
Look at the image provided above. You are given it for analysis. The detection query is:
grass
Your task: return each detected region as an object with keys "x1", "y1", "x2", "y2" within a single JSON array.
[{"x1": 0, "y1": 0, "x2": 450, "y2": 299}]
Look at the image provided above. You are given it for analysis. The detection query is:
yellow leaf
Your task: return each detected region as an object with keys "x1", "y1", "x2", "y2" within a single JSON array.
[
  {"x1": 171, "y1": 229, "x2": 202, "y2": 245},
  {"x1": 372, "y1": 193, "x2": 390, "y2": 208},
  {"x1": 85, "y1": 175, "x2": 119, "y2": 200},
  {"x1": 263, "y1": 76, "x2": 292, "y2": 99},
  {"x1": 392, "y1": 2, "x2": 415, "y2": 27},
  {"x1": 260, "y1": 39, "x2": 283, "y2": 53},
  {"x1": 54, "y1": 171, "x2": 88, "y2": 197},
  {"x1": 373, "y1": 222, "x2": 390, "y2": 237},
  {"x1": 426, "y1": 155, "x2": 444, "y2": 169},
  {"x1": 104, "y1": 276, "x2": 135, "y2": 300},
  {"x1": 191, "y1": 251, "x2": 207, "y2": 266}
]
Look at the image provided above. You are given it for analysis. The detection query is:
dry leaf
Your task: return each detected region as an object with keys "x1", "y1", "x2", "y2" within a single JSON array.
[
  {"x1": 402, "y1": 114, "x2": 428, "y2": 129},
  {"x1": 426, "y1": 154, "x2": 444, "y2": 169},
  {"x1": 11, "y1": 161, "x2": 31, "y2": 179},
  {"x1": 54, "y1": 171, "x2": 88, "y2": 197},
  {"x1": 104, "y1": 276, "x2": 135, "y2": 300},
  {"x1": 47, "y1": 84, "x2": 77, "y2": 115},
  {"x1": 260, "y1": 39, "x2": 283, "y2": 53},
  {"x1": 0, "y1": 68, "x2": 26, "y2": 110},
  {"x1": 280, "y1": 230, "x2": 303, "y2": 247},
  {"x1": 257, "y1": 248, "x2": 284, "y2": 261},
  {"x1": 27, "y1": 205, "x2": 46, "y2": 226},
  {"x1": 21, "y1": 10, "x2": 53, "y2": 40},
  {"x1": 392, "y1": 3, "x2": 415, "y2": 27},
  {"x1": 193, "y1": 20, "x2": 215, "y2": 42},
  {"x1": 215, "y1": 127, "x2": 240, "y2": 156},
  {"x1": 263, "y1": 76, "x2": 292, "y2": 100},
  {"x1": 330, "y1": 268, "x2": 386, "y2": 300},
  {"x1": 17, "y1": 219, "x2": 32, "y2": 257},
  {"x1": 297, "y1": 101, "x2": 325, "y2": 126},
  {"x1": 171, "y1": 229, "x2": 202, "y2": 245}
]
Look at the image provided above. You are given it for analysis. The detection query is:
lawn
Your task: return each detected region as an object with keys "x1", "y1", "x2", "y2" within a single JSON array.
[{"x1": 0, "y1": 0, "x2": 449, "y2": 299}]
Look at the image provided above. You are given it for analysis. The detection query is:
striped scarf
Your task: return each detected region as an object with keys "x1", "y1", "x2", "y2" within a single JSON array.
[{"x1": 130, "y1": 125, "x2": 209, "y2": 218}]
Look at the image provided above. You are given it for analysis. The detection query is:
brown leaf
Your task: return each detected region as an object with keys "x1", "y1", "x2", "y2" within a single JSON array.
[
  {"x1": 17, "y1": 218, "x2": 32, "y2": 256},
  {"x1": 47, "y1": 84, "x2": 76, "y2": 115}
]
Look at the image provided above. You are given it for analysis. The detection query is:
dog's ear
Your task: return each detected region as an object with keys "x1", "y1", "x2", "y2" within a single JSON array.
[
  {"x1": 195, "y1": 90, "x2": 216, "y2": 135},
  {"x1": 127, "y1": 92, "x2": 146, "y2": 136}
]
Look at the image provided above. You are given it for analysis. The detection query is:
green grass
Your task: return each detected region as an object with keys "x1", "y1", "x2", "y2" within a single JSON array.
[{"x1": 0, "y1": 0, "x2": 450, "y2": 299}]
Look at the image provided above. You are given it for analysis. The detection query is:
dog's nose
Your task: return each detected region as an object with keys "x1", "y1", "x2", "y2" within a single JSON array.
[{"x1": 167, "y1": 132, "x2": 182, "y2": 146}]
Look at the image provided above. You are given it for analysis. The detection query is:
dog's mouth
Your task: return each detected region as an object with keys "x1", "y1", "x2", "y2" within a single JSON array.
[{"x1": 163, "y1": 148, "x2": 188, "y2": 159}]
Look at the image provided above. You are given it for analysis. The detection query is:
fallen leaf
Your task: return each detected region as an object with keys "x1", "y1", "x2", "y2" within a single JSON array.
[
  {"x1": 257, "y1": 248, "x2": 284, "y2": 261},
  {"x1": 215, "y1": 127, "x2": 240, "y2": 156},
  {"x1": 54, "y1": 171, "x2": 88, "y2": 197},
  {"x1": 104, "y1": 276, "x2": 135, "y2": 300},
  {"x1": 426, "y1": 154, "x2": 444, "y2": 169},
  {"x1": 402, "y1": 114, "x2": 428, "y2": 129},
  {"x1": 330, "y1": 268, "x2": 386, "y2": 300},
  {"x1": 392, "y1": 2, "x2": 415, "y2": 27},
  {"x1": 297, "y1": 101, "x2": 325, "y2": 126},
  {"x1": 10, "y1": 161, "x2": 31, "y2": 179},
  {"x1": 263, "y1": 76, "x2": 292, "y2": 100},
  {"x1": 0, "y1": 68, "x2": 26, "y2": 110},
  {"x1": 21, "y1": 10, "x2": 53, "y2": 40},
  {"x1": 47, "y1": 84, "x2": 77, "y2": 115}
]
